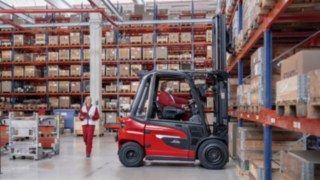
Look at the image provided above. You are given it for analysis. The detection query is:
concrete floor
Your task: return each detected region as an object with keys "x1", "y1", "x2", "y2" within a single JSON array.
[{"x1": 1, "y1": 134, "x2": 248, "y2": 180}]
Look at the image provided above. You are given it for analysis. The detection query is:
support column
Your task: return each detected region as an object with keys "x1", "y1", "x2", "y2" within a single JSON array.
[
  {"x1": 237, "y1": 1, "x2": 243, "y2": 127},
  {"x1": 89, "y1": 12, "x2": 102, "y2": 134},
  {"x1": 263, "y1": 30, "x2": 273, "y2": 180}
]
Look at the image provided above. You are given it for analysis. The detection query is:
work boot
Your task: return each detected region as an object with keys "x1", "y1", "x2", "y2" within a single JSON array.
[{"x1": 86, "y1": 154, "x2": 90, "y2": 158}]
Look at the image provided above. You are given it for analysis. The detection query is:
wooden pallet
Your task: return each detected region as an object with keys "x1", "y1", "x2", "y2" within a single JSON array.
[
  {"x1": 248, "y1": 104, "x2": 264, "y2": 114},
  {"x1": 276, "y1": 100, "x2": 307, "y2": 117},
  {"x1": 236, "y1": 164, "x2": 249, "y2": 177},
  {"x1": 238, "y1": 105, "x2": 250, "y2": 112},
  {"x1": 307, "y1": 98, "x2": 320, "y2": 119}
]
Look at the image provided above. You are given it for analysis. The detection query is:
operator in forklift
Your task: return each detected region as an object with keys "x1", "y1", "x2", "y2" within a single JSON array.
[{"x1": 158, "y1": 81, "x2": 194, "y2": 121}]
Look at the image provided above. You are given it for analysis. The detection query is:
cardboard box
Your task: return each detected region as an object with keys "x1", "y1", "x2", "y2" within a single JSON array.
[
  {"x1": 237, "y1": 84, "x2": 251, "y2": 106},
  {"x1": 105, "y1": 113, "x2": 117, "y2": 124},
  {"x1": 1, "y1": 70, "x2": 11, "y2": 77},
  {"x1": 59, "y1": 69, "x2": 70, "y2": 76},
  {"x1": 180, "y1": 82, "x2": 190, "y2": 92},
  {"x1": 59, "y1": 96, "x2": 70, "y2": 108},
  {"x1": 181, "y1": 32, "x2": 191, "y2": 43},
  {"x1": 168, "y1": 33, "x2": 179, "y2": 43},
  {"x1": 34, "y1": 54, "x2": 45, "y2": 62},
  {"x1": 101, "y1": 49, "x2": 106, "y2": 60},
  {"x1": 70, "y1": 14, "x2": 81, "y2": 22},
  {"x1": 70, "y1": 65, "x2": 81, "y2": 76},
  {"x1": 106, "y1": 48, "x2": 116, "y2": 60},
  {"x1": 48, "y1": 81, "x2": 58, "y2": 92},
  {"x1": 35, "y1": 34, "x2": 46, "y2": 45},
  {"x1": 14, "y1": 35, "x2": 30, "y2": 46},
  {"x1": 281, "y1": 49, "x2": 320, "y2": 79},
  {"x1": 59, "y1": 81, "x2": 70, "y2": 92},
  {"x1": 105, "y1": 84, "x2": 117, "y2": 92},
  {"x1": 14, "y1": 66, "x2": 24, "y2": 77},
  {"x1": 14, "y1": 53, "x2": 31, "y2": 62},
  {"x1": 59, "y1": 49, "x2": 69, "y2": 61},
  {"x1": 157, "y1": 64, "x2": 167, "y2": 71},
  {"x1": 119, "y1": 97, "x2": 131, "y2": 110},
  {"x1": 48, "y1": 36, "x2": 58, "y2": 45},
  {"x1": 70, "y1": 49, "x2": 80, "y2": 60},
  {"x1": 206, "y1": 30, "x2": 212, "y2": 42},
  {"x1": 207, "y1": 97, "x2": 214, "y2": 109},
  {"x1": 250, "y1": 75, "x2": 280, "y2": 105},
  {"x1": 168, "y1": 81, "x2": 180, "y2": 92},
  {"x1": 83, "y1": 80, "x2": 90, "y2": 92},
  {"x1": 168, "y1": 64, "x2": 179, "y2": 71},
  {"x1": 1, "y1": 50, "x2": 12, "y2": 61},
  {"x1": 1, "y1": 81, "x2": 11, "y2": 92},
  {"x1": 84, "y1": 35, "x2": 90, "y2": 45},
  {"x1": 276, "y1": 74, "x2": 308, "y2": 103},
  {"x1": 71, "y1": 81, "x2": 81, "y2": 92},
  {"x1": 106, "y1": 99, "x2": 118, "y2": 109},
  {"x1": 309, "y1": 69, "x2": 320, "y2": 102},
  {"x1": 48, "y1": 66, "x2": 59, "y2": 77},
  {"x1": 130, "y1": 81, "x2": 139, "y2": 92},
  {"x1": 36, "y1": 85, "x2": 46, "y2": 92},
  {"x1": 70, "y1": 32, "x2": 80, "y2": 45},
  {"x1": 156, "y1": 47, "x2": 168, "y2": 60},
  {"x1": 106, "y1": 66, "x2": 117, "y2": 76},
  {"x1": 101, "y1": 65, "x2": 106, "y2": 76},
  {"x1": 131, "y1": 64, "x2": 142, "y2": 76},
  {"x1": 25, "y1": 66, "x2": 39, "y2": 77},
  {"x1": 130, "y1": 47, "x2": 142, "y2": 60},
  {"x1": 157, "y1": 35, "x2": 168, "y2": 43},
  {"x1": 84, "y1": 49, "x2": 90, "y2": 60},
  {"x1": 119, "y1": 48, "x2": 130, "y2": 60},
  {"x1": 119, "y1": 64, "x2": 130, "y2": 76},
  {"x1": 48, "y1": 52, "x2": 59, "y2": 61},
  {"x1": 143, "y1": 48, "x2": 153, "y2": 59},
  {"x1": 142, "y1": 33, "x2": 153, "y2": 44},
  {"x1": 105, "y1": 31, "x2": 115, "y2": 44},
  {"x1": 207, "y1": 46, "x2": 212, "y2": 59},
  {"x1": 130, "y1": 36, "x2": 142, "y2": 44},
  {"x1": 49, "y1": 97, "x2": 59, "y2": 108},
  {"x1": 59, "y1": 35, "x2": 69, "y2": 45},
  {"x1": 119, "y1": 84, "x2": 131, "y2": 92}
]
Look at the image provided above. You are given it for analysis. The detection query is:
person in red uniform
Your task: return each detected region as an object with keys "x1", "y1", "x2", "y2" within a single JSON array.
[
  {"x1": 79, "y1": 96, "x2": 99, "y2": 158},
  {"x1": 158, "y1": 81, "x2": 193, "y2": 120}
]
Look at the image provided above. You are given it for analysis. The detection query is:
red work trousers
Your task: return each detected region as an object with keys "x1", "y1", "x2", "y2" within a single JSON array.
[{"x1": 82, "y1": 125, "x2": 95, "y2": 155}]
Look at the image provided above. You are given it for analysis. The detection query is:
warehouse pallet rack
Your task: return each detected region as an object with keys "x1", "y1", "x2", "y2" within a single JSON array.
[{"x1": 225, "y1": 0, "x2": 320, "y2": 179}]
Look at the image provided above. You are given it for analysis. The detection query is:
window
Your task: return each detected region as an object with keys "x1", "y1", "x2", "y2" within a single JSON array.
[{"x1": 132, "y1": 77, "x2": 151, "y2": 120}]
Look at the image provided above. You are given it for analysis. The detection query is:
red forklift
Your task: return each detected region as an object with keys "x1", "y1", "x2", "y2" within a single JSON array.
[{"x1": 116, "y1": 15, "x2": 231, "y2": 169}]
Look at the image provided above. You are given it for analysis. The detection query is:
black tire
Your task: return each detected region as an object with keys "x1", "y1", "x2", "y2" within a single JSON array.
[
  {"x1": 198, "y1": 139, "x2": 229, "y2": 169},
  {"x1": 119, "y1": 142, "x2": 144, "y2": 167}
]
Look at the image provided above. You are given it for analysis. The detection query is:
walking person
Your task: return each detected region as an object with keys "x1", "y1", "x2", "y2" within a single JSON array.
[{"x1": 79, "y1": 96, "x2": 100, "y2": 158}]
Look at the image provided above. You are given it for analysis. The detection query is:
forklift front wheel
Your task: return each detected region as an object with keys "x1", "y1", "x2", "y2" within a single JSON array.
[
  {"x1": 198, "y1": 139, "x2": 228, "y2": 169},
  {"x1": 119, "y1": 142, "x2": 144, "y2": 167}
]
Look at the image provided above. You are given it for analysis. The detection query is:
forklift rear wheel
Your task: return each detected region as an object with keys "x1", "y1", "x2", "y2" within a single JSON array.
[
  {"x1": 198, "y1": 139, "x2": 228, "y2": 169},
  {"x1": 119, "y1": 142, "x2": 144, "y2": 167}
]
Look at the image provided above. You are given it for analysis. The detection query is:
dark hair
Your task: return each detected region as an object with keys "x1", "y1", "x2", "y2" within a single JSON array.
[{"x1": 160, "y1": 81, "x2": 167, "y2": 91}]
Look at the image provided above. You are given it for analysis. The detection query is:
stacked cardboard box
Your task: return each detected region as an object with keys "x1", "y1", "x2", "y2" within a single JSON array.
[
  {"x1": 101, "y1": 49, "x2": 106, "y2": 60},
  {"x1": 156, "y1": 47, "x2": 168, "y2": 60},
  {"x1": 70, "y1": 49, "x2": 80, "y2": 60},
  {"x1": 168, "y1": 33, "x2": 179, "y2": 43},
  {"x1": 106, "y1": 66, "x2": 116, "y2": 76},
  {"x1": 180, "y1": 82, "x2": 190, "y2": 92},
  {"x1": 143, "y1": 48, "x2": 153, "y2": 60},
  {"x1": 130, "y1": 81, "x2": 139, "y2": 92},
  {"x1": 119, "y1": 64, "x2": 130, "y2": 76},
  {"x1": 59, "y1": 68, "x2": 70, "y2": 76},
  {"x1": 59, "y1": 49, "x2": 69, "y2": 61},
  {"x1": 14, "y1": 35, "x2": 31, "y2": 46},
  {"x1": 70, "y1": 33, "x2": 80, "y2": 45},
  {"x1": 48, "y1": 81, "x2": 58, "y2": 92},
  {"x1": 1, "y1": 51, "x2": 12, "y2": 61},
  {"x1": 1, "y1": 81, "x2": 12, "y2": 92},
  {"x1": 168, "y1": 81, "x2": 179, "y2": 92},
  {"x1": 142, "y1": 33, "x2": 153, "y2": 44},
  {"x1": 157, "y1": 64, "x2": 167, "y2": 71},
  {"x1": 206, "y1": 30, "x2": 212, "y2": 42},
  {"x1": 130, "y1": 47, "x2": 142, "y2": 60},
  {"x1": 84, "y1": 49, "x2": 90, "y2": 60},
  {"x1": 237, "y1": 84, "x2": 251, "y2": 108},
  {"x1": 206, "y1": 97, "x2": 214, "y2": 109},
  {"x1": 180, "y1": 32, "x2": 191, "y2": 43},
  {"x1": 48, "y1": 66, "x2": 59, "y2": 77},
  {"x1": 36, "y1": 85, "x2": 46, "y2": 92},
  {"x1": 49, "y1": 97, "x2": 59, "y2": 108},
  {"x1": 119, "y1": 97, "x2": 131, "y2": 110},
  {"x1": 71, "y1": 81, "x2": 81, "y2": 92},
  {"x1": 207, "y1": 46, "x2": 212, "y2": 59},
  {"x1": 70, "y1": 65, "x2": 81, "y2": 76},
  {"x1": 168, "y1": 64, "x2": 179, "y2": 71},
  {"x1": 35, "y1": 34, "x2": 46, "y2": 45},
  {"x1": 130, "y1": 36, "x2": 142, "y2": 44},
  {"x1": 131, "y1": 64, "x2": 142, "y2": 76},
  {"x1": 119, "y1": 48, "x2": 130, "y2": 60},
  {"x1": 48, "y1": 52, "x2": 59, "y2": 61},
  {"x1": 106, "y1": 99, "x2": 118, "y2": 109},
  {"x1": 105, "y1": 113, "x2": 117, "y2": 124},
  {"x1": 48, "y1": 36, "x2": 58, "y2": 45},
  {"x1": 34, "y1": 54, "x2": 45, "y2": 62},
  {"x1": 59, "y1": 81, "x2": 70, "y2": 92},
  {"x1": 228, "y1": 78, "x2": 238, "y2": 108},
  {"x1": 1, "y1": 70, "x2": 11, "y2": 77},
  {"x1": 157, "y1": 35, "x2": 168, "y2": 43},
  {"x1": 308, "y1": 69, "x2": 320, "y2": 119},
  {"x1": 25, "y1": 66, "x2": 40, "y2": 77},
  {"x1": 105, "y1": 84, "x2": 117, "y2": 92},
  {"x1": 14, "y1": 66, "x2": 24, "y2": 77},
  {"x1": 119, "y1": 84, "x2": 131, "y2": 92},
  {"x1": 14, "y1": 53, "x2": 31, "y2": 62},
  {"x1": 84, "y1": 35, "x2": 90, "y2": 45},
  {"x1": 106, "y1": 48, "x2": 116, "y2": 60},
  {"x1": 59, "y1": 96, "x2": 70, "y2": 108},
  {"x1": 59, "y1": 35, "x2": 69, "y2": 45}
]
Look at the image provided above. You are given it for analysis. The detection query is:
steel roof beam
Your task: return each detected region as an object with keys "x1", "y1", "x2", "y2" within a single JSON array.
[
  {"x1": 0, "y1": 0, "x2": 35, "y2": 24},
  {"x1": 44, "y1": 0, "x2": 72, "y2": 9},
  {"x1": 101, "y1": 0, "x2": 123, "y2": 21}
]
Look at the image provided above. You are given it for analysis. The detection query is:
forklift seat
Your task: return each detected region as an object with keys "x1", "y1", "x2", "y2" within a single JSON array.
[{"x1": 155, "y1": 101, "x2": 185, "y2": 120}]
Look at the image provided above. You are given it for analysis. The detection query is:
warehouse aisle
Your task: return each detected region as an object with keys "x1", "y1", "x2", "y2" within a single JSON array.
[{"x1": 0, "y1": 134, "x2": 247, "y2": 180}]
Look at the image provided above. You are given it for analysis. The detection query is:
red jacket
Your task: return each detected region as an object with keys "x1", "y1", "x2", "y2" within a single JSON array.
[
  {"x1": 158, "y1": 91, "x2": 189, "y2": 109},
  {"x1": 79, "y1": 105, "x2": 100, "y2": 121}
]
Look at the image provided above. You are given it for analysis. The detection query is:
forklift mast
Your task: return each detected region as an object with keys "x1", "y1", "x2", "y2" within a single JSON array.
[{"x1": 211, "y1": 14, "x2": 229, "y2": 140}]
